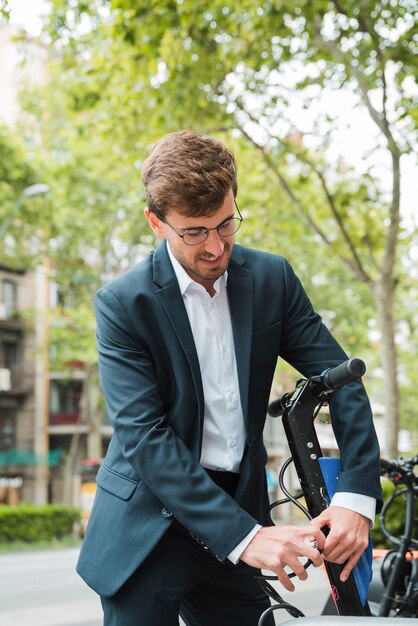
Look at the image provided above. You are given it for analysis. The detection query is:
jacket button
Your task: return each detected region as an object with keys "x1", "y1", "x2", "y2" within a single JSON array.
[
  {"x1": 161, "y1": 507, "x2": 172, "y2": 518},
  {"x1": 190, "y1": 532, "x2": 209, "y2": 550}
]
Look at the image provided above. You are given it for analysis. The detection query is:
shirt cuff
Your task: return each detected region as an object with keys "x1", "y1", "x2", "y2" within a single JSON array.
[
  {"x1": 330, "y1": 492, "x2": 376, "y2": 526},
  {"x1": 227, "y1": 524, "x2": 262, "y2": 564}
]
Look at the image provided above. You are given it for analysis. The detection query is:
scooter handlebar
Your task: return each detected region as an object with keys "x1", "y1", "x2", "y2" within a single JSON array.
[{"x1": 321, "y1": 358, "x2": 366, "y2": 390}]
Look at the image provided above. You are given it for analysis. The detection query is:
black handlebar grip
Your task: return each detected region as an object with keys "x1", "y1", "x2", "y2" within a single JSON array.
[
  {"x1": 267, "y1": 393, "x2": 292, "y2": 417},
  {"x1": 267, "y1": 398, "x2": 285, "y2": 417},
  {"x1": 322, "y1": 358, "x2": 366, "y2": 390},
  {"x1": 380, "y1": 458, "x2": 398, "y2": 474}
]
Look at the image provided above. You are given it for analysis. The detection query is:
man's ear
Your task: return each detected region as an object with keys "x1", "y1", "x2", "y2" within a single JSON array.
[{"x1": 144, "y1": 207, "x2": 166, "y2": 238}]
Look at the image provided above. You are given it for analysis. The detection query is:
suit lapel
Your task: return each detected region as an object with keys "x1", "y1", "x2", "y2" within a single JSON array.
[
  {"x1": 227, "y1": 250, "x2": 253, "y2": 430},
  {"x1": 152, "y1": 243, "x2": 204, "y2": 427}
]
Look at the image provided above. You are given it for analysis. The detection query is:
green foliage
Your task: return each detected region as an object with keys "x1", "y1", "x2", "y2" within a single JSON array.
[
  {"x1": 0, "y1": 126, "x2": 47, "y2": 267},
  {"x1": 38, "y1": 0, "x2": 416, "y2": 283},
  {"x1": 0, "y1": 126, "x2": 33, "y2": 192},
  {"x1": 49, "y1": 304, "x2": 98, "y2": 368},
  {"x1": 0, "y1": 0, "x2": 10, "y2": 21},
  {"x1": 371, "y1": 478, "x2": 418, "y2": 548},
  {"x1": 15, "y1": 0, "x2": 418, "y2": 451},
  {"x1": 0, "y1": 504, "x2": 81, "y2": 543}
]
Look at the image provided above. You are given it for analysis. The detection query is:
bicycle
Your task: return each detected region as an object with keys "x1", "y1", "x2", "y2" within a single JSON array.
[
  {"x1": 361, "y1": 454, "x2": 417, "y2": 617},
  {"x1": 256, "y1": 359, "x2": 416, "y2": 624}
]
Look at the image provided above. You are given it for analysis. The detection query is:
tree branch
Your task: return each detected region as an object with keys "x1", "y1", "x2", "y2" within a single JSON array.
[
  {"x1": 315, "y1": 169, "x2": 374, "y2": 284},
  {"x1": 237, "y1": 125, "x2": 329, "y2": 243},
  {"x1": 232, "y1": 96, "x2": 378, "y2": 283},
  {"x1": 383, "y1": 150, "x2": 401, "y2": 282},
  {"x1": 313, "y1": 25, "x2": 393, "y2": 145},
  {"x1": 329, "y1": 3, "x2": 391, "y2": 139},
  {"x1": 313, "y1": 19, "x2": 402, "y2": 285},
  {"x1": 237, "y1": 124, "x2": 373, "y2": 281}
]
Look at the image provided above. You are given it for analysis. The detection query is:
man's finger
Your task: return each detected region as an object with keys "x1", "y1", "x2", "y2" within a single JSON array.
[
  {"x1": 322, "y1": 539, "x2": 347, "y2": 562},
  {"x1": 287, "y1": 558, "x2": 308, "y2": 581},
  {"x1": 308, "y1": 548, "x2": 324, "y2": 567},
  {"x1": 340, "y1": 555, "x2": 356, "y2": 582},
  {"x1": 305, "y1": 528, "x2": 326, "y2": 551},
  {"x1": 276, "y1": 569, "x2": 295, "y2": 592}
]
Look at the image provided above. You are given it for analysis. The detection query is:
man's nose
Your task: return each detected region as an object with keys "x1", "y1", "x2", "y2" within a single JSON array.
[{"x1": 203, "y1": 229, "x2": 225, "y2": 256}]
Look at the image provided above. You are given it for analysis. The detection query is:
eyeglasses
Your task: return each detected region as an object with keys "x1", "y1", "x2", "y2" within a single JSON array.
[{"x1": 154, "y1": 201, "x2": 243, "y2": 246}]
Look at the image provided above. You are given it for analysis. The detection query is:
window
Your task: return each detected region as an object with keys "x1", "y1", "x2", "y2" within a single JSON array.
[
  {"x1": 49, "y1": 280, "x2": 76, "y2": 309},
  {"x1": 49, "y1": 380, "x2": 83, "y2": 425},
  {"x1": 0, "y1": 413, "x2": 15, "y2": 452},
  {"x1": 3, "y1": 342, "x2": 18, "y2": 371},
  {"x1": 1, "y1": 281, "x2": 17, "y2": 319}
]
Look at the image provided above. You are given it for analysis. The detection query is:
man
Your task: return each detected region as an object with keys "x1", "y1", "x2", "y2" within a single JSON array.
[{"x1": 77, "y1": 131, "x2": 382, "y2": 626}]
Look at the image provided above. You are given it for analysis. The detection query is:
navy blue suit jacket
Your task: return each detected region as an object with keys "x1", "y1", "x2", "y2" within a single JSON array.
[{"x1": 76, "y1": 242, "x2": 381, "y2": 597}]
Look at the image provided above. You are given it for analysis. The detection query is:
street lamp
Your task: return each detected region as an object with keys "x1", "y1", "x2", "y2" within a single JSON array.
[{"x1": 0, "y1": 183, "x2": 50, "y2": 238}]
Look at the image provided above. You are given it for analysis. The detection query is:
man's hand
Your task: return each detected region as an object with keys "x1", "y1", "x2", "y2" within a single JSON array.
[
  {"x1": 309, "y1": 506, "x2": 370, "y2": 582},
  {"x1": 239, "y1": 525, "x2": 325, "y2": 591}
]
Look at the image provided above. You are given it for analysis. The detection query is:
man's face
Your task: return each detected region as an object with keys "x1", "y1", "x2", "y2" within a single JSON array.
[{"x1": 145, "y1": 189, "x2": 236, "y2": 294}]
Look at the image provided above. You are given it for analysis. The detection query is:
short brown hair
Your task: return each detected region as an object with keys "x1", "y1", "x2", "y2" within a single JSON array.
[{"x1": 141, "y1": 130, "x2": 238, "y2": 217}]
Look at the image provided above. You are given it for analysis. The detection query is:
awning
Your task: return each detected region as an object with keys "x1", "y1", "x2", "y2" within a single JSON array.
[{"x1": 0, "y1": 449, "x2": 63, "y2": 467}]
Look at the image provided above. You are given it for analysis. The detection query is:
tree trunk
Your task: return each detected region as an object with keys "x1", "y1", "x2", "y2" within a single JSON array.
[
  {"x1": 62, "y1": 430, "x2": 82, "y2": 505},
  {"x1": 245, "y1": 132, "x2": 403, "y2": 459},
  {"x1": 61, "y1": 364, "x2": 102, "y2": 504},
  {"x1": 373, "y1": 278, "x2": 400, "y2": 458},
  {"x1": 84, "y1": 363, "x2": 102, "y2": 460}
]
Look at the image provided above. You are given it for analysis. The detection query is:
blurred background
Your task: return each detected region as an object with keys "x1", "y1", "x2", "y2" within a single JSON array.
[{"x1": 0, "y1": 0, "x2": 416, "y2": 534}]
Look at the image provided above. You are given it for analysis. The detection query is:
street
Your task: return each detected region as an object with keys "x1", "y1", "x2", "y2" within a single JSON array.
[
  {"x1": 0, "y1": 548, "x2": 101, "y2": 626},
  {"x1": 0, "y1": 547, "x2": 330, "y2": 625}
]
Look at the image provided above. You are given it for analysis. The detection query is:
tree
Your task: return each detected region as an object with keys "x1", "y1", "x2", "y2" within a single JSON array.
[
  {"x1": 0, "y1": 125, "x2": 48, "y2": 267},
  {"x1": 35, "y1": 0, "x2": 418, "y2": 455},
  {"x1": 18, "y1": 62, "x2": 158, "y2": 501},
  {"x1": 107, "y1": 0, "x2": 417, "y2": 455}
]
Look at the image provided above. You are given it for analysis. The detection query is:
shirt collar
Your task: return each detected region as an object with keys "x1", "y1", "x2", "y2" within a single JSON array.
[{"x1": 166, "y1": 241, "x2": 227, "y2": 297}]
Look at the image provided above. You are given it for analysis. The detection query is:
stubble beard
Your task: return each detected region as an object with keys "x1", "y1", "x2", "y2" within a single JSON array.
[{"x1": 184, "y1": 242, "x2": 232, "y2": 284}]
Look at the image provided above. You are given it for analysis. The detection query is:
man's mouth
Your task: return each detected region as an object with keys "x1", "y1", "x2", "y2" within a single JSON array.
[{"x1": 199, "y1": 254, "x2": 224, "y2": 267}]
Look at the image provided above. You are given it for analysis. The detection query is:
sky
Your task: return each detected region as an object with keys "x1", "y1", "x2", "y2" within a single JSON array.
[
  {"x1": 7, "y1": 0, "x2": 417, "y2": 228},
  {"x1": 9, "y1": 0, "x2": 49, "y2": 36}
]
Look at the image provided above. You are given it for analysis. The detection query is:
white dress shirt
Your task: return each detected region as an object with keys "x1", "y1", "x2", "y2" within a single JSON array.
[
  {"x1": 167, "y1": 243, "x2": 375, "y2": 563},
  {"x1": 167, "y1": 244, "x2": 246, "y2": 472}
]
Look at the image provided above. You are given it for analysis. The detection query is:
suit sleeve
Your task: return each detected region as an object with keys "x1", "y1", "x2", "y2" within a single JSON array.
[
  {"x1": 278, "y1": 259, "x2": 382, "y2": 506},
  {"x1": 94, "y1": 286, "x2": 258, "y2": 560}
]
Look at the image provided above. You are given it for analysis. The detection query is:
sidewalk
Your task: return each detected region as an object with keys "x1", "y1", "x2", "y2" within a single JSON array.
[{"x1": 0, "y1": 547, "x2": 330, "y2": 626}]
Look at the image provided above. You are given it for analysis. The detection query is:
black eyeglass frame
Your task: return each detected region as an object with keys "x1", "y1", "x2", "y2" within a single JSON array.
[{"x1": 153, "y1": 201, "x2": 243, "y2": 246}]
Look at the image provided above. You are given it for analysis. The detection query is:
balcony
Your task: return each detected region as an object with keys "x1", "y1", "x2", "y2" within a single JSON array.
[
  {"x1": 49, "y1": 411, "x2": 80, "y2": 426},
  {"x1": 0, "y1": 368, "x2": 11, "y2": 391},
  {"x1": 0, "y1": 316, "x2": 24, "y2": 337},
  {"x1": 0, "y1": 367, "x2": 30, "y2": 408}
]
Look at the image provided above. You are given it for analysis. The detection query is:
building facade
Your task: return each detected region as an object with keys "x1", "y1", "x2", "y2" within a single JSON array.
[
  {"x1": 0, "y1": 263, "x2": 48, "y2": 503},
  {"x1": 0, "y1": 23, "x2": 112, "y2": 507}
]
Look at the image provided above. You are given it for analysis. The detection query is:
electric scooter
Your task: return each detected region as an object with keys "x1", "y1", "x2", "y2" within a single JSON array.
[{"x1": 257, "y1": 359, "x2": 416, "y2": 624}]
